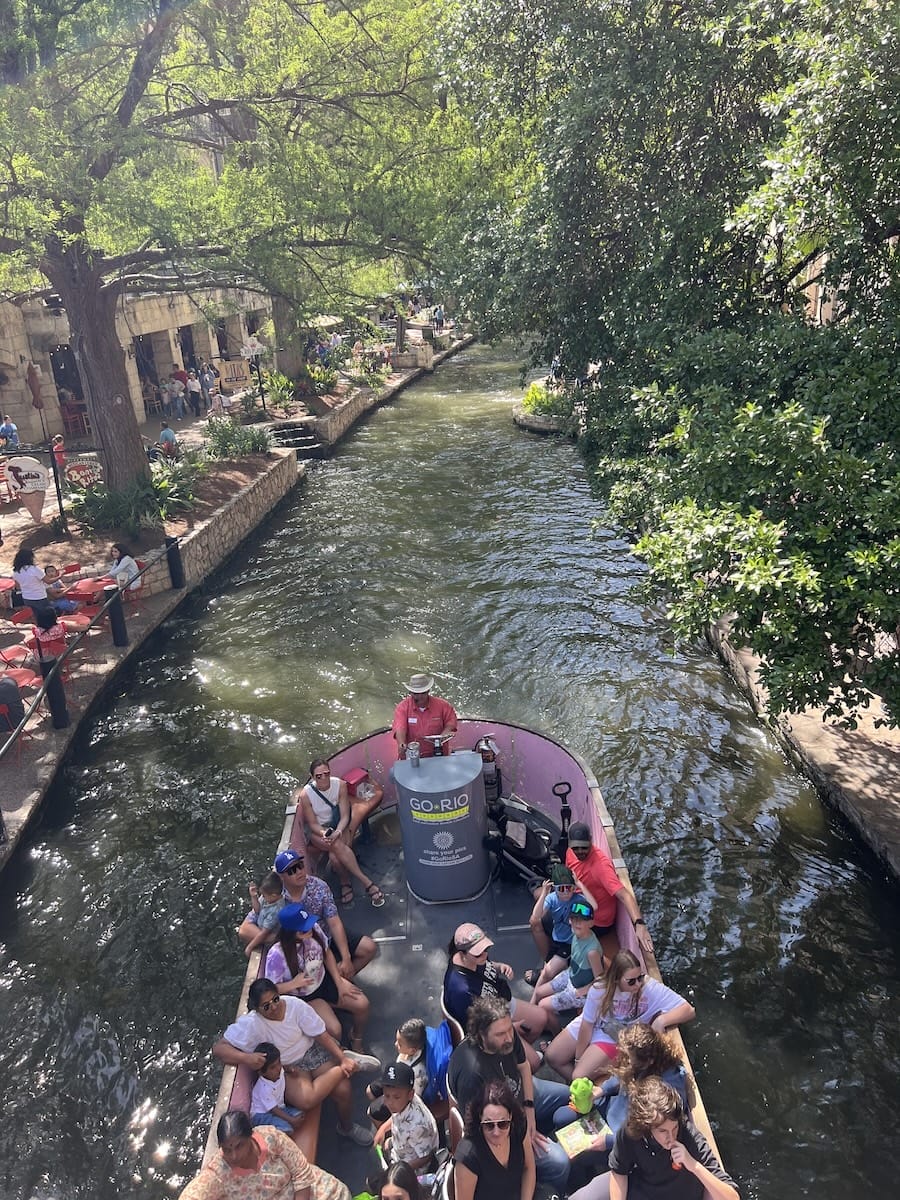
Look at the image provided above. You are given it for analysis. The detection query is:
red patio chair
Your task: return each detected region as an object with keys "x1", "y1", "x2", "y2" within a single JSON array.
[
  {"x1": 0, "y1": 702, "x2": 34, "y2": 765},
  {"x1": 0, "y1": 644, "x2": 31, "y2": 667},
  {"x1": 9, "y1": 608, "x2": 34, "y2": 626}
]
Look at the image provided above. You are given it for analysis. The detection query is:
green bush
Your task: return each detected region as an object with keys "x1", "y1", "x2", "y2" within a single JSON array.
[
  {"x1": 205, "y1": 416, "x2": 272, "y2": 458},
  {"x1": 68, "y1": 478, "x2": 161, "y2": 536},
  {"x1": 68, "y1": 457, "x2": 206, "y2": 534},
  {"x1": 309, "y1": 362, "x2": 338, "y2": 394},
  {"x1": 152, "y1": 456, "x2": 205, "y2": 521},
  {"x1": 522, "y1": 380, "x2": 567, "y2": 418},
  {"x1": 266, "y1": 370, "x2": 296, "y2": 410}
]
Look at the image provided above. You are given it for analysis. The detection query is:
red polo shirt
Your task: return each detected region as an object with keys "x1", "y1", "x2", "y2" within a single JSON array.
[
  {"x1": 565, "y1": 845, "x2": 623, "y2": 927},
  {"x1": 392, "y1": 694, "x2": 457, "y2": 757}
]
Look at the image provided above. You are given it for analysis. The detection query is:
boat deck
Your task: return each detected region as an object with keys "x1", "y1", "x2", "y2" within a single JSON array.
[{"x1": 296, "y1": 809, "x2": 547, "y2": 1193}]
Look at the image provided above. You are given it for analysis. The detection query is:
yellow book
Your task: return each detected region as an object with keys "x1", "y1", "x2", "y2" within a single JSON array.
[{"x1": 555, "y1": 1110, "x2": 612, "y2": 1159}]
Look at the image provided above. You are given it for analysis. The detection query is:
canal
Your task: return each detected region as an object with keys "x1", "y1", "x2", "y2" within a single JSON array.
[{"x1": 0, "y1": 343, "x2": 897, "y2": 1199}]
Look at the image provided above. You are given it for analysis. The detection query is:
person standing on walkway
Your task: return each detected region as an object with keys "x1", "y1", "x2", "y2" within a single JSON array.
[
  {"x1": 392, "y1": 673, "x2": 457, "y2": 759},
  {"x1": 186, "y1": 370, "x2": 203, "y2": 418},
  {"x1": 0, "y1": 415, "x2": 18, "y2": 448}
]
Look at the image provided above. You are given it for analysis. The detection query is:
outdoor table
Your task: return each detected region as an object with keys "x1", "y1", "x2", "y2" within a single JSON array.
[
  {"x1": 66, "y1": 577, "x2": 103, "y2": 600},
  {"x1": 60, "y1": 614, "x2": 92, "y2": 632}
]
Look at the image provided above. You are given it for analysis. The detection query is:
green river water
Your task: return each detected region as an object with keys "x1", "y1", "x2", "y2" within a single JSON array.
[{"x1": 0, "y1": 343, "x2": 897, "y2": 1198}]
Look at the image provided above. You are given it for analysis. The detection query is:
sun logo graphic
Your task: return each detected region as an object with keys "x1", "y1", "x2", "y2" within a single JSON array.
[{"x1": 433, "y1": 831, "x2": 454, "y2": 851}]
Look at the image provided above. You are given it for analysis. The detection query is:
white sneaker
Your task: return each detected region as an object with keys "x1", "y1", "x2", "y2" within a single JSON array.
[
  {"x1": 337, "y1": 1121, "x2": 374, "y2": 1146},
  {"x1": 344, "y1": 1049, "x2": 381, "y2": 1072}
]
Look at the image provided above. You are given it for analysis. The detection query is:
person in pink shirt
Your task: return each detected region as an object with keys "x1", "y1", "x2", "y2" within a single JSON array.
[{"x1": 391, "y1": 673, "x2": 457, "y2": 759}]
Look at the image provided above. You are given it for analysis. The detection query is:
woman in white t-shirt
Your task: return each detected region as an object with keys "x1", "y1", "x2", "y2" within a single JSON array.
[
  {"x1": 546, "y1": 949, "x2": 695, "y2": 1082},
  {"x1": 212, "y1": 977, "x2": 375, "y2": 1148},
  {"x1": 12, "y1": 547, "x2": 53, "y2": 617}
]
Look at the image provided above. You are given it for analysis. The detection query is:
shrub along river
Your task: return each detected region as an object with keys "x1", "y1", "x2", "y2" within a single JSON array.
[{"x1": 0, "y1": 343, "x2": 897, "y2": 1198}]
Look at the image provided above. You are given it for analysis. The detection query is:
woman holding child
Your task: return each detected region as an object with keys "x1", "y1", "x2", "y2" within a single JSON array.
[
  {"x1": 454, "y1": 1080, "x2": 535, "y2": 1200},
  {"x1": 295, "y1": 759, "x2": 384, "y2": 908}
]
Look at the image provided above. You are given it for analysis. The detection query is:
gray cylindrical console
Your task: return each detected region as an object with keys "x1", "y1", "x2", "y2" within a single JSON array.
[{"x1": 390, "y1": 750, "x2": 490, "y2": 902}]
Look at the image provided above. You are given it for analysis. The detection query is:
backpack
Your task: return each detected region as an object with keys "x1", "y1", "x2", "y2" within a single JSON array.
[{"x1": 423, "y1": 1020, "x2": 453, "y2": 1105}]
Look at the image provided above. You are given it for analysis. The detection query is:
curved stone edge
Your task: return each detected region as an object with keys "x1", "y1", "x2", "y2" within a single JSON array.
[
  {"x1": 512, "y1": 402, "x2": 571, "y2": 436},
  {"x1": 707, "y1": 617, "x2": 900, "y2": 879}
]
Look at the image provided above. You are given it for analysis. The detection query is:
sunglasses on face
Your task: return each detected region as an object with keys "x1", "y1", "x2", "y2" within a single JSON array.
[
  {"x1": 481, "y1": 1119, "x2": 511, "y2": 1131},
  {"x1": 555, "y1": 884, "x2": 575, "y2": 894},
  {"x1": 284, "y1": 861, "x2": 305, "y2": 875},
  {"x1": 260, "y1": 996, "x2": 282, "y2": 1013},
  {"x1": 622, "y1": 973, "x2": 645, "y2": 986}
]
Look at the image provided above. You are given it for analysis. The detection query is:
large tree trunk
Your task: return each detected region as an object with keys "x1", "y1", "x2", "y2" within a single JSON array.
[{"x1": 43, "y1": 243, "x2": 150, "y2": 491}]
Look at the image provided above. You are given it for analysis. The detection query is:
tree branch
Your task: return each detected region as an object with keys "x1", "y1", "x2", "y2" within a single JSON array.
[{"x1": 88, "y1": 0, "x2": 179, "y2": 182}]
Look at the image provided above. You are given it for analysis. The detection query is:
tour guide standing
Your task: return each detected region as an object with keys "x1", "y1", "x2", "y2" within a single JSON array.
[
  {"x1": 447, "y1": 996, "x2": 571, "y2": 1192},
  {"x1": 392, "y1": 673, "x2": 457, "y2": 759}
]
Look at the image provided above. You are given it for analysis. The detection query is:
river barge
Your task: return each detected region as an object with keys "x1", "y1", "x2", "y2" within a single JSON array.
[{"x1": 203, "y1": 717, "x2": 718, "y2": 1186}]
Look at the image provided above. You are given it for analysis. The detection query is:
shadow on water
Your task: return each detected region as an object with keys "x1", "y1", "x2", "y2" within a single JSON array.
[{"x1": 0, "y1": 344, "x2": 897, "y2": 1198}]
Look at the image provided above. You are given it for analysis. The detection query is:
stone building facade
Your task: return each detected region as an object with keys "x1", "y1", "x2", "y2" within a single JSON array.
[{"x1": 0, "y1": 287, "x2": 272, "y2": 445}]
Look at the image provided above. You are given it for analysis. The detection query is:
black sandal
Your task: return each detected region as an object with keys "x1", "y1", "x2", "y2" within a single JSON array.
[{"x1": 524, "y1": 968, "x2": 542, "y2": 987}]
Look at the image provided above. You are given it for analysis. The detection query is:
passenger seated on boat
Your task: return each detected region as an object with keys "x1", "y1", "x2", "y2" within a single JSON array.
[
  {"x1": 368, "y1": 1018, "x2": 428, "y2": 1123},
  {"x1": 552, "y1": 1025, "x2": 695, "y2": 1194},
  {"x1": 212, "y1": 979, "x2": 379, "y2": 1157},
  {"x1": 454, "y1": 1080, "x2": 535, "y2": 1200},
  {"x1": 526, "y1": 866, "x2": 578, "y2": 978},
  {"x1": 443, "y1": 923, "x2": 550, "y2": 1057},
  {"x1": 529, "y1": 896, "x2": 605, "y2": 1034},
  {"x1": 545, "y1": 951, "x2": 696, "y2": 1084},
  {"x1": 372, "y1": 1061, "x2": 440, "y2": 1172},
  {"x1": 566, "y1": 823, "x2": 654, "y2": 961},
  {"x1": 178, "y1": 1108, "x2": 351, "y2": 1200},
  {"x1": 244, "y1": 872, "x2": 286, "y2": 958},
  {"x1": 392, "y1": 673, "x2": 457, "y2": 759},
  {"x1": 265, "y1": 903, "x2": 371, "y2": 1050},
  {"x1": 566, "y1": 1078, "x2": 739, "y2": 1200},
  {"x1": 238, "y1": 848, "x2": 379, "y2": 985},
  {"x1": 376, "y1": 1161, "x2": 421, "y2": 1200},
  {"x1": 249, "y1": 1042, "x2": 305, "y2": 1135},
  {"x1": 295, "y1": 759, "x2": 385, "y2": 908},
  {"x1": 446, "y1": 996, "x2": 571, "y2": 1193}
]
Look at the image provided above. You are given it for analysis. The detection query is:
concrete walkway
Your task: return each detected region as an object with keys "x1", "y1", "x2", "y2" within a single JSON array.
[{"x1": 709, "y1": 622, "x2": 900, "y2": 880}]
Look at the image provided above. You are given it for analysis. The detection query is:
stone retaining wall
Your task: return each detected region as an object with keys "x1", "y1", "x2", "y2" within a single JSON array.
[
  {"x1": 707, "y1": 618, "x2": 900, "y2": 878},
  {"x1": 137, "y1": 450, "x2": 301, "y2": 597}
]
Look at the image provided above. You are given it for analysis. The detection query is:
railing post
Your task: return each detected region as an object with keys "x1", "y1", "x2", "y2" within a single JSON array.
[
  {"x1": 39, "y1": 657, "x2": 70, "y2": 729},
  {"x1": 165, "y1": 535, "x2": 185, "y2": 589},
  {"x1": 104, "y1": 585, "x2": 129, "y2": 647}
]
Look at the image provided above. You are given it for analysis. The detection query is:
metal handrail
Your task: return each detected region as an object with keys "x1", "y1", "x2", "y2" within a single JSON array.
[{"x1": 0, "y1": 551, "x2": 177, "y2": 837}]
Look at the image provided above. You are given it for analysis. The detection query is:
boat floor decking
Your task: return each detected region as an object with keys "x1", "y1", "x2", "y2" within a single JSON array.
[{"x1": 312, "y1": 810, "x2": 550, "y2": 1193}]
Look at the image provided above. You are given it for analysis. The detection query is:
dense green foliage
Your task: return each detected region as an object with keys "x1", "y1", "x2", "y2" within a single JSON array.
[
  {"x1": 0, "y1": 1, "x2": 446, "y2": 486},
  {"x1": 436, "y1": 0, "x2": 900, "y2": 724},
  {"x1": 68, "y1": 455, "x2": 203, "y2": 534},
  {"x1": 205, "y1": 416, "x2": 272, "y2": 457}
]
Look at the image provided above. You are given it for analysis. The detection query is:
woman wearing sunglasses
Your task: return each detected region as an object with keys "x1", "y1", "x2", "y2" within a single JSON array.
[
  {"x1": 454, "y1": 1080, "x2": 535, "y2": 1200},
  {"x1": 546, "y1": 951, "x2": 695, "y2": 1082}
]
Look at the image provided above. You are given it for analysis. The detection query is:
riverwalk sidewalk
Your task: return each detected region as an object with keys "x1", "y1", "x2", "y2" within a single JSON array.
[{"x1": 709, "y1": 621, "x2": 900, "y2": 880}]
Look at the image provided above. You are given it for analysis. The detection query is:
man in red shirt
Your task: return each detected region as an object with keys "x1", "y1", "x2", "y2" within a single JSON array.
[
  {"x1": 392, "y1": 673, "x2": 457, "y2": 759},
  {"x1": 565, "y1": 822, "x2": 654, "y2": 960}
]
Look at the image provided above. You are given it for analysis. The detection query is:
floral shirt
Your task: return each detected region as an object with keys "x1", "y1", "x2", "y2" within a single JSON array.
[{"x1": 178, "y1": 1125, "x2": 350, "y2": 1200}]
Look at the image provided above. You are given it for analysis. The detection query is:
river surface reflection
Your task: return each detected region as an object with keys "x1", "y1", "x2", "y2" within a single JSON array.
[{"x1": 0, "y1": 344, "x2": 897, "y2": 1198}]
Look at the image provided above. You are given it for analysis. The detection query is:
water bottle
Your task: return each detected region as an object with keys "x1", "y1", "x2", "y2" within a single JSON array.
[{"x1": 407, "y1": 741, "x2": 420, "y2": 768}]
